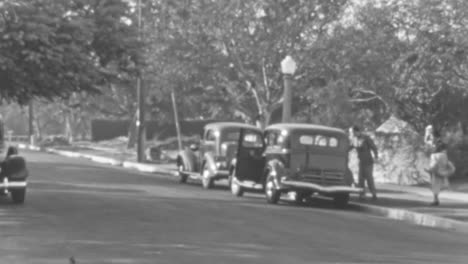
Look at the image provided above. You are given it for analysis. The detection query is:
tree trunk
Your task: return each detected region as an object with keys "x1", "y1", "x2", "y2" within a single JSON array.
[
  {"x1": 34, "y1": 118, "x2": 42, "y2": 140},
  {"x1": 127, "y1": 109, "x2": 138, "y2": 149},
  {"x1": 263, "y1": 110, "x2": 272, "y2": 129},
  {"x1": 64, "y1": 113, "x2": 73, "y2": 143}
]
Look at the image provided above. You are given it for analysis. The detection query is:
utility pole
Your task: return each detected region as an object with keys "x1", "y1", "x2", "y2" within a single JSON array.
[
  {"x1": 171, "y1": 89, "x2": 183, "y2": 152},
  {"x1": 136, "y1": 0, "x2": 146, "y2": 162},
  {"x1": 28, "y1": 100, "x2": 34, "y2": 145}
]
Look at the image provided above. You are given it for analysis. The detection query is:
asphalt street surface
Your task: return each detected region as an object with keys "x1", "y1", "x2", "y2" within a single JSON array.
[{"x1": 1, "y1": 150, "x2": 468, "y2": 264}]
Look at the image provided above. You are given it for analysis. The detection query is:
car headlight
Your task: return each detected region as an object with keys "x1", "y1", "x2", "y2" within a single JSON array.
[{"x1": 221, "y1": 143, "x2": 228, "y2": 156}]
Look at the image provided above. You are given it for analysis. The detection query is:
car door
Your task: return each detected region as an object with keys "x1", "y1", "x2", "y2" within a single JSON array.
[{"x1": 234, "y1": 128, "x2": 265, "y2": 182}]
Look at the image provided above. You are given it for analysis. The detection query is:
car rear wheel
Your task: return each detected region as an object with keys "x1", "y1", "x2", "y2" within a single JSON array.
[
  {"x1": 177, "y1": 163, "x2": 188, "y2": 184},
  {"x1": 295, "y1": 191, "x2": 308, "y2": 205},
  {"x1": 333, "y1": 193, "x2": 350, "y2": 208},
  {"x1": 201, "y1": 165, "x2": 214, "y2": 189},
  {"x1": 265, "y1": 177, "x2": 280, "y2": 204},
  {"x1": 230, "y1": 169, "x2": 244, "y2": 197},
  {"x1": 11, "y1": 188, "x2": 26, "y2": 204}
]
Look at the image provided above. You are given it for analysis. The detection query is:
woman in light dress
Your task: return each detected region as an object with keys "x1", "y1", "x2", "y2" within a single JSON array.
[{"x1": 425, "y1": 141, "x2": 455, "y2": 206}]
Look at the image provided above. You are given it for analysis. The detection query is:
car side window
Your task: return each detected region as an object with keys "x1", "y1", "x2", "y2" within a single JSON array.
[{"x1": 205, "y1": 130, "x2": 216, "y2": 142}]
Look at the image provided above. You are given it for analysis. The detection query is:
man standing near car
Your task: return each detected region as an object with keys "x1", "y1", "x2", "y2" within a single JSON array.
[{"x1": 349, "y1": 125, "x2": 379, "y2": 200}]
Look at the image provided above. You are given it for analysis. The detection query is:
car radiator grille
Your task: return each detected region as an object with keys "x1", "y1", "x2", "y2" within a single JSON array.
[{"x1": 300, "y1": 169, "x2": 345, "y2": 186}]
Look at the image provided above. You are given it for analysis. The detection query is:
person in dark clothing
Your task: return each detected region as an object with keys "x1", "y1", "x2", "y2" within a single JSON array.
[{"x1": 349, "y1": 125, "x2": 379, "y2": 200}]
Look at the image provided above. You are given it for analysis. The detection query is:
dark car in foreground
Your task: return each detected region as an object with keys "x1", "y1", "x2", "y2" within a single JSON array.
[
  {"x1": 0, "y1": 146, "x2": 28, "y2": 204},
  {"x1": 230, "y1": 123, "x2": 361, "y2": 207}
]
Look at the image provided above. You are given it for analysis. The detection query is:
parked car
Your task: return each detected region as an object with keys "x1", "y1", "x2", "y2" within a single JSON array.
[
  {"x1": 176, "y1": 122, "x2": 262, "y2": 189},
  {"x1": 0, "y1": 146, "x2": 28, "y2": 204},
  {"x1": 230, "y1": 123, "x2": 361, "y2": 207}
]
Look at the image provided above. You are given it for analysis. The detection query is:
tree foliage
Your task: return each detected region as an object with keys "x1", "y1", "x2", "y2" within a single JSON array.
[
  {"x1": 143, "y1": 0, "x2": 348, "y2": 126},
  {"x1": 4, "y1": 0, "x2": 468, "y2": 140},
  {"x1": 0, "y1": 0, "x2": 139, "y2": 104}
]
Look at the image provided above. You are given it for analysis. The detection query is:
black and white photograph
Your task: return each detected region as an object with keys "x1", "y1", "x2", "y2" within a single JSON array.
[{"x1": 1, "y1": 0, "x2": 468, "y2": 263}]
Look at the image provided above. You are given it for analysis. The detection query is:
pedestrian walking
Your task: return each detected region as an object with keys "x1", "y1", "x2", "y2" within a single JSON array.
[
  {"x1": 425, "y1": 141, "x2": 455, "y2": 206},
  {"x1": 349, "y1": 125, "x2": 379, "y2": 200}
]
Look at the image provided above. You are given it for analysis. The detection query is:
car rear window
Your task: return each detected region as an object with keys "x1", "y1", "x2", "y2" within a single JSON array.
[
  {"x1": 242, "y1": 132, "x2": 263, "y2": 147},
  {"x1": 296, "y1": 134, "x2": 340, "y2": 148},
  {"x1": 223, "y1": 131, "x2": 240, "y2": 141}
]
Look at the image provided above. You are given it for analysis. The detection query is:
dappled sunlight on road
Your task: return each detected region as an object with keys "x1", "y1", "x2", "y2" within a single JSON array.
[{"x1": 1, "y1": 151, "x2": 468, "y2": 264}]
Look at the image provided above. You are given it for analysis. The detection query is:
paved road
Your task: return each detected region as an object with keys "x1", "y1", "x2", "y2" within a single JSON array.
[{"x1": 1, "y1": 151, "x2": 468, "y2": 264}]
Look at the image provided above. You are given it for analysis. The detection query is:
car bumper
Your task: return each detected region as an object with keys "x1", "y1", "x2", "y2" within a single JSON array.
[
  {"x1": 213, "y1": 170, "x2": 230, "y2": 179},
  {"x1": 0, "y1": 178, "x2": 27, "y2": 190},
  {"x1": 281, "y1": 180, "x2": 363, "y2": 194}
]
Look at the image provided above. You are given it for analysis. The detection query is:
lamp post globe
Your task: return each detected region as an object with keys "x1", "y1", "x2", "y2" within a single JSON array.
[{"x1": 281, "y1": 55, "x2": 297, "y2": 75}]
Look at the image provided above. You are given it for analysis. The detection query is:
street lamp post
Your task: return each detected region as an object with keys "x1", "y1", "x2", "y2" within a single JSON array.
[
  {"x1": 136, "y1": 0, "x2": 146, "y2": 162},
  {"x1": 281, "y1": 55, "x2": 297, "y2": 123}
]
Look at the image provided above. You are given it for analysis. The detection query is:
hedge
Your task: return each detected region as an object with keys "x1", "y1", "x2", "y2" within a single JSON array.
[{"x1": 91, "y1": 119, "x2": 219, "y2": 142}]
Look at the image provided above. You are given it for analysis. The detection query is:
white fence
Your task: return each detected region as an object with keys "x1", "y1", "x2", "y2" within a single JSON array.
[{"x1": 4, "y1": 132, "x2": 29, "y2": 144}]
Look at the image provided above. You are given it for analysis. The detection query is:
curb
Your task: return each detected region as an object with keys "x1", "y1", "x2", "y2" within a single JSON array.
[
  {"x1": 122, "y1": 161, "x2": 178, "y2": 175},
  {"x1": 15, "y1": 143, "x2": 177, "y2": 176},
  {"x1": 351, "y1": 202, "x2": 468, "y2": 233}
]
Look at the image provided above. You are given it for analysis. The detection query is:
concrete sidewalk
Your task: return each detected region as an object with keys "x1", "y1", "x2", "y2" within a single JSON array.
[
  {"x1": 13, "y1": 142, "x2": 468, "y2": 233},
  {"x1": 15, "y1": 143, "x2": 177, "y2": 175},
  {"x1": 350, "y1": 184, "x2": 468, "y2": 233}
]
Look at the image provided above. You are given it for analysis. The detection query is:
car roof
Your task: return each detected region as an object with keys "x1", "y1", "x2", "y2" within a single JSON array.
[
  {"x1": 204, "y1": 122, "x2": 261, "y2": 131},
  {"x1": 265, "y1": 123, "x2": 346, "y2": 135}
]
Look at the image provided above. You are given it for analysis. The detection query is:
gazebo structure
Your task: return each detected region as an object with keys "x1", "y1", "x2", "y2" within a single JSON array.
[{"x1": 372, "y1": 115, "x2": 428, "y2": 185}]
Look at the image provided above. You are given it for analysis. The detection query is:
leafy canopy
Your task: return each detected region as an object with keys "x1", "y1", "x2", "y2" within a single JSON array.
[{"x1": 0, "y1": 0, "x2": 139, "y2": 104}]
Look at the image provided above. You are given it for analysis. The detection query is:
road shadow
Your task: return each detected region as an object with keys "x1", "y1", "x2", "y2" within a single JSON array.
[
  {"x1": 31, "y1": 181, "x2": 145, "y2": 195},
  {"x1": 238, "y1": 192, "x2": 363, "y2": 212},
  {"x1": 0, "y1": 193, "x2": 23, "y2": 207},
  {"x1": 183, "y1": 180, "x2": 230, "y2": 191}
]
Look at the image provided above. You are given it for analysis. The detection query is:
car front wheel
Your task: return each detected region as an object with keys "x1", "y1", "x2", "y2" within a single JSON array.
[
  {"x1": 230, "y1": 169, "x2": 244, "y2": 197},
  {"x1": 265, "y1": 177, "x2": 280, "y2": 204},
  {"x1": 201, "y1": 165, "x2": 214, "y2": 189},
  {"x1": 177, "y1": 163, "x2": 188, "y2": 184},
  {"x1": 11, "y1": 188, "x2": 26, "y2": 204}
]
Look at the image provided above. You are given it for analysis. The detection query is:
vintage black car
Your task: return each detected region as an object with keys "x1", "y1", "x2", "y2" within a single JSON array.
[
  {"x1": 176, "y1": 122, "x2": 262, "y2": 189},
  {"x1": 230, "y1": 123, "x2": 361, "y2": 207},
  {"x1": 0, "y1": 146, "x2": 28, "y2": 204}
]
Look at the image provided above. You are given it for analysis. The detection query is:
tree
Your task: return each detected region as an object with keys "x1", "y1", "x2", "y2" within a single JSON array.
[
  {"x1": 392, "y1": 0, "x2": 468, "y2": 131},
  {"x1": 0, "y1": 0, "x2": 139, "y2": 104},
  {"x1": 143, "y1": 0, "x2": 349, "y2": 127}
]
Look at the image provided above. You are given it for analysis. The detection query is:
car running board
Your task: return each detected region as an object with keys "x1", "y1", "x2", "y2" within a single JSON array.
[{"x1": 234, "y1": 179, "x2": 263, "y2": 190}]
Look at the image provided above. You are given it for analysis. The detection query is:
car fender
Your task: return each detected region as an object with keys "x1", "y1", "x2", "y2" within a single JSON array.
[
  {"x1": 265, "y1": 159, "x2": 286, "y2": 188},
  {"x1": 202, "y1": 152, "x2": 217, "y2": 177},
  {"x1": 176, "y1": 150, "x2": 197, "y2": 172},
  {"x1": 229, "y1": 158, "x2": 237, "y2": 174}
]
